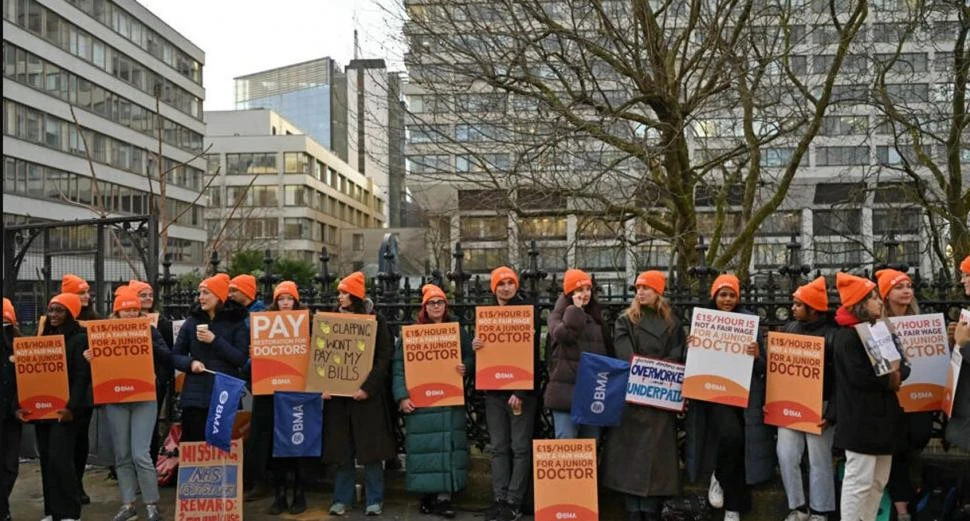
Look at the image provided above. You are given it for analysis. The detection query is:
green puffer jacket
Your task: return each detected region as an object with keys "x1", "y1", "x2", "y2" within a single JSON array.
[{"x1": 391, "y1": 320, "x2": 474, "y2": 494}]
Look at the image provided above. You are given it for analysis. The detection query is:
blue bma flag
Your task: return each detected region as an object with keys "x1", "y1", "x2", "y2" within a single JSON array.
[
  {"x1": 570, "y1": 352, "x2": 630, "y2": 427},
  {"x1": 204, "y1": 372, "x2": 246, "y2": 452},
  {"x1": 273, "y1": 392, "x2": 323, "y2": 458}
]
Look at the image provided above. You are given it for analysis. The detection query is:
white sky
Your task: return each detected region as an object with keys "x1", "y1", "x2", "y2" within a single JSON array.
[{"x1": 137, "y1": 0, "x2": 406, "y2": 111}]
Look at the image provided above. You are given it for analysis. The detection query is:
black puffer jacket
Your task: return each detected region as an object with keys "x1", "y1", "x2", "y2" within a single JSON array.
[
  {"x1": 832, "y1": 308, "x2": 910, "y2": 454},
  {"x1": 542, "y1": 294, "x2": 609, "y2": 411},
  {"x1": 171, "y1": 301, "x2": 249, "y2": 409}
]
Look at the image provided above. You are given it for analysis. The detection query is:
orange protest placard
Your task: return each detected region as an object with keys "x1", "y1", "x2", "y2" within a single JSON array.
[
  {"x1": 86, "y1": 318, "x2": 156, "y2": 404},
  {"x1": 176, "y1": 440, "x2": 243, "y2": 521},
  {"x1": 683, "y1": 308, "x2": 759, "y2": 408},
  {"x1": 13, "y1": 335, "x2": 69, "y2": 421},
  {"x1": 250, "y1": 310, "x2": 311, "y2": 395},
  {"x1": 401, "y1": 322, "x2": 464, "y2": 407},
  {"x1": 475, "y1": 305, "x2": 534, "y2": 390},
  {"x1": 764, "y1": 332, "x2": 825, "y2": 434},
  {"x1": 533, "y1": 439, "x2": 599, "y2": 521},
  {"x1": 305, "y1": 312, "x2": 377, "y2": 397}
]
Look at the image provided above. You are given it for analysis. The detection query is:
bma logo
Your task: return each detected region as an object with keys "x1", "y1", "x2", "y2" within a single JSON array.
[
  {"x1": 211, "y1": 390, "x2": 230, "y2": 434},
  {"x1": 291, "y1": 404, "x2": 305, "y2": 445},
  {"x1": 590, "y1": 371, "x2": 608, "y2": 414}
]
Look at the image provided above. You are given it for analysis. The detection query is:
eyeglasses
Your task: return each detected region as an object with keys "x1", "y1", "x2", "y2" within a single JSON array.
[{"x1": 426, "y1": 300, "x2": 447, "y2": 307}]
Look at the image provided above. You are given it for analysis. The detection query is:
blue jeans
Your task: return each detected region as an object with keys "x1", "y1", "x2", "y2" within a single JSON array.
[
  {"x1": 333, "y1": 459, "x2": 384, "y2": 507},
  {"x1": 551, "y1": 411, "x2": 601, "y2": 440},
  {"x1": 106, "y1": 401, "x2": 160, "y2": 504}
]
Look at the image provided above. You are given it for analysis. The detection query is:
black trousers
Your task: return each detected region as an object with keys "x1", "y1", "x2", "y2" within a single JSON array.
[
  {"x1": 244, "y1": 395, "x2": 274, "y2": 489},
  {"x1": 36, "y1": 421, "x2": 82, "y2": 520},
  {"x1": 887, "y1": 411, "x2": 933, "y2": 504},
  {"x1": 150, "y1": 380, "x2": 169, "y2": 466},
  {"x1": 710, "y1": 403, "x2": 751, "y2": 513},
  {"x1": 180, "y1": 407, "x2": 208, "y2": 443},
  {"x1": 73, "y1": 406, "x2": 93, "y2": 493},
  {"x1": 0, "y1": 415, "x2": 22, "y2": 517}
]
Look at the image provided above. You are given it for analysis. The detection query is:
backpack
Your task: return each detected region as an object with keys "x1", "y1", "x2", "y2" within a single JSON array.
[{"x1": 156, "y1": 423, "x2": 181, "y2": 486}]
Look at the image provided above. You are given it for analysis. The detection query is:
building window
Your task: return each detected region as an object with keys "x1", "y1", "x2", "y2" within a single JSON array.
[
  {"x1": 576, "y1": 246, "x2": 626, "y2": 271},
  {"x1": 815, "y1": 146, "x2": 870, "y2": 166},
  {"x1": 821, "y1": 116, "x2": 868, "y2": 136},
  {"x1": 813, "y1": 209, "x2": 861, "y2": 235},
  {"x1": 463, "y1": 247, "x2": 509, "y2": 272},
  {"x1": 518, "y1": 216, "x2": 567, "y2": 240},
  {"x1": 813, "y1": 241, "x2": 864, "y2": 268},
  {"x1": 633, "y1": 243, "x2": 672, "y2": 269},
  {"x1": 460, "y1": 216, "x2": 508, "y2": 241},
  {"x1": 753, "y1": 243, "x2": 789, "y2": 268},
  {"x1": 353, "y1": 233, "x2": 364, "y2": 251},
  {"x1": 283, "y1": 152, "x2": 311, "y2": 174},
  {"x1": 872, "y1": 208, "x2": 921, "y2": 235}
]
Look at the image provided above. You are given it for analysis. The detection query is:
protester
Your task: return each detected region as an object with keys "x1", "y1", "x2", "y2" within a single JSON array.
[
  {"x1": 947, "y1": 256, "x2": 970, "y2": 449},
  {"x1": 602, "y1": 271, "x2": 684, "y2": 521},
  {"x1": 170, "y1": 275, "x2": 250, "y2": 442},
  {"x1": 20, "y1": 293, "x2": 90, "y2": 521},
  {"x1": 61, "y1": 273, "x2": 97, "y2": 503},
  {"x1": 85, "y1": 287, "x2": 169, "y2": 521},
  {"x1": 250, "y1": 281, "x2": 310, "y2": 515},
  {"x1": 1, "y1": 299, "x2": 22, "y2": 521},
  {"x1": 877, "y1": 269, "x2": 931, "y2": 521},
  {"x1": 230, "y1": 274, "x2": 267, "y2": 320},
  {"x1": 832, "y1": 272, "x2": 908, "y2": 521},
  {"x1": 776, "y1": 277, "x2": 837, "y2": 521},
  {"x1": 392, "y1": 284, "x2": 473, "y2": 519},
  {"x1": 323, "y1": 272, "x2": 396, "y2": 516},
  {"x1": 475, "y1": 267, "x2": 538, "y2": 521},
  {"x1": 544, "y1": 268, "x2": 610, "y2": 440},
  {"x1": 128, "y1": 279, "x2": 173, "y2": 467},
  {"x1": 685, "y1": 274, "x2": 774, "y2": 521}
]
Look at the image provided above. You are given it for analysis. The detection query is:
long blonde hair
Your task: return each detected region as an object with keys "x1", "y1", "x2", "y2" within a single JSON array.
[{"x1": 623, "y1": 295, "x2": 674, "y2": 330}]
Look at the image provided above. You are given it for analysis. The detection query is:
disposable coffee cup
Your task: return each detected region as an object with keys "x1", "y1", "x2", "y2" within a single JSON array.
[
  {"x1": 196, "y1": 324, "x2": 209, "y2": 332},
  {"x1": 511, "y1": 401, "x2": 523, "y2": 416}
]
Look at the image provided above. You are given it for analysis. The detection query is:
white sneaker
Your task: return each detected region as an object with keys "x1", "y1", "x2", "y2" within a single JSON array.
[
  {"x1": 725, "y1": 511, "x2": 741, "y2": 521},
  {"x1": 40, "y1": 517, "x2": 53, "y2": 521},
  {"x1": 785, "y1": 511, "x2": 810, "y2": 521},
  {"x1": 808, "y1": 515, "x2": 827, "y2": 521},
  {"x1": 708, "y1": 474, "x2": 724, "y2": 508}
]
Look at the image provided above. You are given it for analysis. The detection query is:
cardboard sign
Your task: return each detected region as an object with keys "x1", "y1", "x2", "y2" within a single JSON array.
[
  {"x1": 854, "y1": 321, "x2": 902, "y2": 376},
  {"x1": 250, "y1": 310, "x2": 311, "y2": 395},
  {"x1": 176, "y1": 440, "x2": 243, "y2": 521},
  {"x1": 943, "y1": 347, "x2": 963, "y2": 418},
  {"x1": 401, "y1": 322, "x2": 465, "y2": 407},
  {"x1": 13, "y1": 335, "x2": 69, "y2": 420},
  {"x1": 625, "y1": 356, "x2": 685, "y2": 412},
  {"x1": 764, "y1": 332, "x2": 825, "y2": 434},
  {"x1": 683, "y1": 308, "x2": 759, "y2": 408},
  {"x1": 86, "y1": 318, "x2": 156, "y2": 404},
  {"x1": 475, "y1": 305, "x2": 535, "y2": 390},
  {"x1": 533, "y1": 439, "x2": 599, "y2": 521},
  {"x1": 305, "y1": 312, "x2": 377, "y2": 397},
  {"x1": 890, "y1": 314, "x2": 950, "y2": 412}
]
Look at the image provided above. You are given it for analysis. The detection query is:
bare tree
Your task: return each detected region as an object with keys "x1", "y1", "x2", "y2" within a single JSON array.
[{"x1": 399, "y1": 0, "x2": 875, "y2": 277}]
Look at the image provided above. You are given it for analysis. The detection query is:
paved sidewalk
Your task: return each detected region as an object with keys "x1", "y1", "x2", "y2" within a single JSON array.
[{"x1": 10, "y1": 463, "x2": 519, "y2": 521}]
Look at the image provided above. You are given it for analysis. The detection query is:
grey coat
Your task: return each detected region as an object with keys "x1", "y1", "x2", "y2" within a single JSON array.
[
  {"x1": 602, "y1": 309, "x2": 685, "y2": 497},
  {"x1": 685, "y1": 307, "x2": 776, "y2": 486}
]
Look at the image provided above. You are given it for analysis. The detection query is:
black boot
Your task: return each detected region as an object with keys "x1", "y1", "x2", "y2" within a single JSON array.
[
  {"x1": 289, "y1": 484, "x2": 307, "y2": 514},
  {"x1": 268, "y1": 483, "x2": 287, "y2": 515}
]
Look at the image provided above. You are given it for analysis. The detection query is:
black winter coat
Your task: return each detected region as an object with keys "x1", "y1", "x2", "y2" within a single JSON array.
[
  {"x1": 171, "y1": 302, "x2": 249, "y2": 409},
  {"x1": 831, "y1": 308, "x2": 910, "y2": 454},
  {"x1": 543, "y1": 294, "x2": 609, "y2": 412}
]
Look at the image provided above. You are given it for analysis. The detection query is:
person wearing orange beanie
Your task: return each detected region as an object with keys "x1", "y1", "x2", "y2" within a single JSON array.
[
  {"x1": 392, "y1": 282, "x2": 473, "y2": 518},
  {"x1": 476, "y1": 265, "x2": 537, "y2": 520},
  {"x1": 603, "y1": 270, "x2": 684, "y2": 520},
  {"x1": 62, "y1": 273, "x2": 99, "y2": 321},
  {"x1": 337, "y1": 271, "x2": 367, "y2": 301},
  {"x1": 324, "y1": 272, "x2": 396, "y2": 516},
  {"x1": 252, "y1": 280, "x2": 309, "y2": 513},
  {"x1": 874, "y1": 267, "x2": 929, "y2": 517},
  {"x1": 28, "y1": 292, "x2": 92, "y2": 521},
  {"x1": 170, "y1": 275, "x2": 249, "y2": 445},
  {"x1": 947, "y1": 256, "x2": 970, "y2": 450},
  {"x1": 687, "y1": 271, "x2": 768, "y2": 518},
  {"x1": 1, "y1": 297, "x2": 23, "y2": 521},
  {"x1": 96, "y1": 286, "x2": 170, "y2": 521},
  {"x1": 230, "y1": 274, "x2": 259, "y2": 305},
  {"x1": 831, "y1": 271, "x2": 908, "y2": 521},
  {"x1": 490, "y1": 266, "x2": 519, "y2": 295},
  {"x1": 775, "y1": 277, "x2": 838, "y2": 521},
  {"x1": 544, "y1": 268, "x2": 608, "y2": 442}
]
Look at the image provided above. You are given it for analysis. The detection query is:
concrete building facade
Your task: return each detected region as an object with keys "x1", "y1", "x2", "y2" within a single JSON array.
[
  {"x1": 3, "y1": 0, "x2": 208, "y2": 277},
  {"x1": 204, "y1": 109, "x2": 386, "y2": 266}
]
